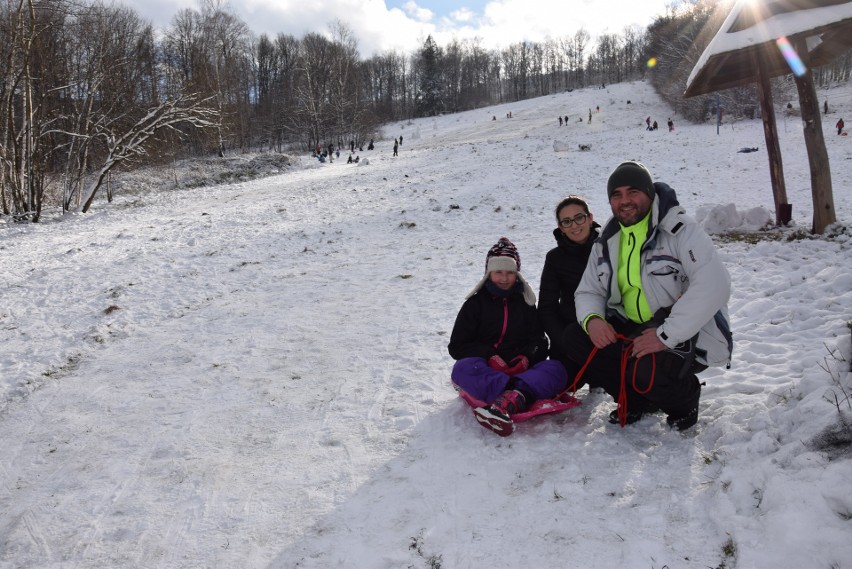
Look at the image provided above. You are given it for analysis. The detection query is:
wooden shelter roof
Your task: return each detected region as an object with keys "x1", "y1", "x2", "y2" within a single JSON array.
[{"x1": 685, "y1": 0, "x2": 852, "y2": 97}]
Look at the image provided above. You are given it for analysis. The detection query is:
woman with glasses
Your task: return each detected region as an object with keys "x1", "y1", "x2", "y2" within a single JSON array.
[{"x1": 538, "y1": 196, "x2": 600, "y2": 366}]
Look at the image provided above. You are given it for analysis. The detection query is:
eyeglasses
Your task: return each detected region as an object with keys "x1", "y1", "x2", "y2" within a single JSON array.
[{"x1": 558, "y1": 213, "x2": 588, "y2": 228}]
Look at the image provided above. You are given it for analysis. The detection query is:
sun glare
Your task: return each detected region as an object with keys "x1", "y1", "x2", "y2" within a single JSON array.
[{"x1": 776, "y1": 36, "x2": 807, "y2": 77}]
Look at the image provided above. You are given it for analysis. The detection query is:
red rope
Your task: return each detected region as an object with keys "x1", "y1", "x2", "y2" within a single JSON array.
[{"x1": 561, "y1": 333, "x2": 656, "y2": 427}]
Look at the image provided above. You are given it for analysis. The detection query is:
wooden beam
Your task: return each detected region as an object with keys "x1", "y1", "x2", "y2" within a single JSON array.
[
  {"x1": 754, "y1": 51, "x2": 789, "y2": 226},
  {"x1": 792, "y1": 36, "x2": 836, "y2": 234}
]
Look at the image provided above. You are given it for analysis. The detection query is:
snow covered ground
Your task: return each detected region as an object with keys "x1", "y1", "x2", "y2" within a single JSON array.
[{"x1": 1, "y1": 79, "x2": 851, "y2": 569}]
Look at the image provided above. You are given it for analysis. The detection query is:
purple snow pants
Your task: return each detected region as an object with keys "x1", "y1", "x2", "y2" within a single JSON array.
[{"x1": 451, "y1": 357, "x2": 568, "y2": 404}]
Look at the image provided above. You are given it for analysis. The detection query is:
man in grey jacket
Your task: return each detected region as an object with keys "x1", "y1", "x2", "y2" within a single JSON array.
[{"x1": 560, "y1": 161, "x2": 733, "y2": 431}]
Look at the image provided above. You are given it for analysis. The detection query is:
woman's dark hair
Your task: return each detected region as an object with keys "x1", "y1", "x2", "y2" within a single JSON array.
[{"x1": 554, "y1": 195, "x2": 590, "y2": 221}]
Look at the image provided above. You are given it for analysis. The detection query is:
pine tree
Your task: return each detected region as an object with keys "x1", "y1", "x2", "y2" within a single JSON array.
[{"x1": 416, "y1": 36, "x2": 445, "y2": 117}]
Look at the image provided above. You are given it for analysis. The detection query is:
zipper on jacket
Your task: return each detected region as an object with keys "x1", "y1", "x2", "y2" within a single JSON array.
[{"x1": 493, "y1": 298, "x2": 509, "y2": 350}]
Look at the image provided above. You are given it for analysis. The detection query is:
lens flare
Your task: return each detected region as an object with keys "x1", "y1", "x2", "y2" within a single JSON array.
[
  {"x1": 776, "y1": 36, "x2": 806, "y2": 77},
  {"x1": 647, "y1": 57, "x2": 657, "y2": 68}
]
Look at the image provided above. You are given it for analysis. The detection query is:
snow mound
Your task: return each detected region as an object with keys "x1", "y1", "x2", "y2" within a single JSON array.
[{"x1": 696, "y1": 203, "x2": 772, "y2": 233}]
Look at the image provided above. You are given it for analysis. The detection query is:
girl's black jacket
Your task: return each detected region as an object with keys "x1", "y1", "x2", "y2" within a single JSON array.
[{"x1": 448, "y1": 283, "x2": 547, "y2": 365}]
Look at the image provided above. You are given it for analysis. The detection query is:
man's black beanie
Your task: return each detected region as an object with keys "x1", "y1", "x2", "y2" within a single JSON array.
[{"x1": 606, "y1": 161, "x2": 655, "y2": 200}]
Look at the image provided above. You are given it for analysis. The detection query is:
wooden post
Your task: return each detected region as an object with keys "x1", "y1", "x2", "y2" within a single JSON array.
[
  {"x1": 754, "y1": 52, "x2": 789, "y2": 226},
  {"x1": 792, "y1": 36, "x2": 836, "y2": 234}
]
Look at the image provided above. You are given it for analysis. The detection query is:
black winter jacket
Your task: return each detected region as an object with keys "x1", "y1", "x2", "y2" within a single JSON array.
[
  {"x1": 538, "y1": 224, "x2": 600, "y2": 352},
  {"x1": 448, "y1": 283, "x2": 548, "y2": 365}
]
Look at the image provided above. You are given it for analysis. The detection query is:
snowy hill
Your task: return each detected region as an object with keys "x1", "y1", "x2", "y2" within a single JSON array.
[{"x1": 0, "y1": 80, "x2": 850, "y2": 568}]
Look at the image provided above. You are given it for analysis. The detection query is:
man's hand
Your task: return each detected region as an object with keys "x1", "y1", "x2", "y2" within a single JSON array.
[
  {"x1": 631, "y1": 327, "x2": 667, "y2": 359},
  {"x1": 587, "y1": 317, "x2": 617, "y2": 349}
]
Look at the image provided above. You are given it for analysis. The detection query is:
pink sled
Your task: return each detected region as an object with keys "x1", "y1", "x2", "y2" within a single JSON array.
[{"x1": 455, "y1": 386, "x2": 581, "y2": 423}]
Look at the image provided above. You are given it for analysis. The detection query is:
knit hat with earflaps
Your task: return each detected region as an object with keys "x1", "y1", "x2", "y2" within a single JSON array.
[
  {"x1": 485, "y1": 236, "x2": 521, "y2": 273},
  {"x1": 607, "y1": 161, "x2": 655, "y2": 201},
  {"x1": 466, "y1": 237, "x2": 537, "y2": 305}
]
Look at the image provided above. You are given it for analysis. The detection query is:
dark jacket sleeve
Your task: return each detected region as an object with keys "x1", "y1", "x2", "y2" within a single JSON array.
[
  {"x1": 538, "y1": 249, "x2": 569, "y2": 345},
  {"x1": 520, "y1": 303, "x2": 549, "y2": 365},
  {"x1": 447, "y1": 297, "x2": 495, "y2": 360}
]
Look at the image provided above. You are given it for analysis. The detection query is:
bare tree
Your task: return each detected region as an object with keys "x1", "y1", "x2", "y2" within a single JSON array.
[
  {"x1": 541, "y1": 38, "x2": 563, "y2": 94},
  {"x1": 162, "y1": 0, "x2": 252, "y2": 156},
  {"x1": 644, "y1": 0, "x2": 720, "y2": 119},
  {"x1": 0, "y1": 0, "x2": 72, "y2": 221},
  {"x1": 442, "y1": 38, "x2": 463, "y2": 112},
  {"x1": 621, "y1": 24, "x2": 647, "y2": 81},
  {"x1": 572, "y1": 29, "x2": 590, "y2": 89},
  {"x1": 78, "y1": 94, "x2": 218, "y2": 212},
  {"x1": 501, "y1": 44, "x2": 522, "y2": 101},
  {"x1": 327, "y1": 21, "x2": 366, "y2": 147},
  {"x1": 58, "y1": 2, "x2": 158, "y2": 210},
  {"x1": 199, "y1": 1, "x2": 252, "y2": 154},
  {"x1": 594, "y1": 33, "x2": 621, "y2": 86},
  {"x1": 528, "y1": 42, "x2": 545, "y2": 97},
  {"x1": 459, "y1": 38, "x2": 491, "y2": 108},
  {"x1": 297, "y1": 32, "x2": 335, "y2": 147},
  {"x1": 251, "y1": 32, "x2": 302, "y2": 151}
]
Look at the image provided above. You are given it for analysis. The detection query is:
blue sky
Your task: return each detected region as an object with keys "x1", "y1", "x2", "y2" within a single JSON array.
[
  {"x1": 386, "y1": 0, "x2": 492, "y2": 22},
  {"x1": 386, "y1": 0, "x2": 491, "y2": 16},
  {"x1": 124, "y1": 0, "x2": 674, "y2": 57}
]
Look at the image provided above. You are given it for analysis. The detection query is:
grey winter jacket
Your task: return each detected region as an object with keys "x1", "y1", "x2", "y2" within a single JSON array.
[{"x1": 574, "y1": 182, "x2": 733, "y2": 367}]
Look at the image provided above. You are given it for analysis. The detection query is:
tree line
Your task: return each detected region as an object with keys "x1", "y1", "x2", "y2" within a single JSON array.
[{"x1": 2, "y1": 0, "x2": 850, "y2": 221}]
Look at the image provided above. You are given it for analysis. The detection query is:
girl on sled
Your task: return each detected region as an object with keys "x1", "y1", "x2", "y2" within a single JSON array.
[{"x1": 448, "y1": 237, "x2": 568, "y2": 436}]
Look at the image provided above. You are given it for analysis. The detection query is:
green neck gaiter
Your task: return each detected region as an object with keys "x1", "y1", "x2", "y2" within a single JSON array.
[{"x1": 617, "y1": 214, "x2": 652, "y2": 323}]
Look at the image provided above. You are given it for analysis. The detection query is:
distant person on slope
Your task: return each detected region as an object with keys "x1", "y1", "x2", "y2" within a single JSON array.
[
  {"x1": 448, "y1": 237, "x2": 567, "y2": 436},
  {"x1": 836, "y1": 118, "x2": 844, "y2": 135},
  {"x1": 558, "y1": 161, "x2": 733, "y2": 431}
]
